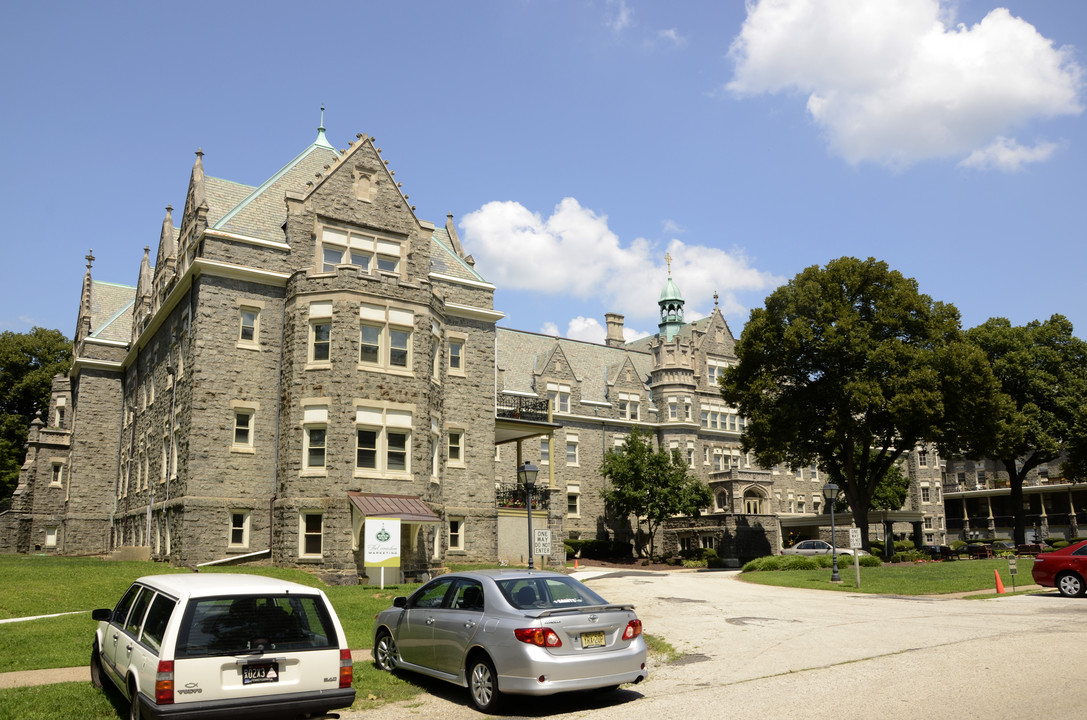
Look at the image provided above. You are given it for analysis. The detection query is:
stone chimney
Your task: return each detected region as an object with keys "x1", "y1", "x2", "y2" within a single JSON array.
[{"x1": 604, "y1": 313, "x2": 625, "y2": 347}]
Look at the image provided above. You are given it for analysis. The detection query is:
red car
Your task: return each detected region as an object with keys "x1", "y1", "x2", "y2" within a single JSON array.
[{"x1": 1031, "y1": 539, "x2": 1087, "y2": 597}]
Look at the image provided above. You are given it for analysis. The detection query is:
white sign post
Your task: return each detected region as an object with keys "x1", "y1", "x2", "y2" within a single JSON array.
[
  {"x1": 364, "y1": 518, "x2": 401, "y2": 589},
  {"x1": 848, "y1": 527, "x2": 863, "y2": 588},
  {"x1": 533, "y1": 529, "x2": 552, "y2": 566}
]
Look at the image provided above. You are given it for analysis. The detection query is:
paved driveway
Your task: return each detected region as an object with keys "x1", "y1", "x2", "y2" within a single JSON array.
[{"x1": 343, "y1": 569, "x2": 1086, "y2": 720}]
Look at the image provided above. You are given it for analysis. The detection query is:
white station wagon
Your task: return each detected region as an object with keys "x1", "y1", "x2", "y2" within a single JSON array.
[{"x1": 90, "y1": 573, "x2": 355, "y2": 719}]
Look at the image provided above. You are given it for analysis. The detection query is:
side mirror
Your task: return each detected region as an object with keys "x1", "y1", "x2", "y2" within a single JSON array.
[
  {"x1": 393, "y1": 596, "x2": 407, "y2": 608},
  {"x1": 91, "y1": 609, "x2": 112, "y2": 622}
]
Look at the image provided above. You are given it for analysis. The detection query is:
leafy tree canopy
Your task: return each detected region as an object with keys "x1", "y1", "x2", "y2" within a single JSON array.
[
  {"x1": 964, "y1": 315, "x2": 1087, "y2": 543},
  {"x1": 721, "y1": 257, "x2": 1003, "y2": 547},
  {"x1": 0, "y1": 327, "x2": 72, "y2": 498},
  {"x1": 600, "y1": 427, "x2": 712, "y2": 558}
]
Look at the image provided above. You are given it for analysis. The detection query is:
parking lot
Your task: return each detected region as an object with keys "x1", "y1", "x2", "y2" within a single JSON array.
[{"x1": 344, "y1": 568, "x2": 1087, "y2": 719}]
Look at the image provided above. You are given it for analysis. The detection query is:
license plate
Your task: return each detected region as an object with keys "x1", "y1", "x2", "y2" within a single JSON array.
[
  {"x1": 581, "y1": 631, "x2": 606, "y2": 648},
  {"x1": 242, "y1": 662, "x2": 279, "y2": 685}
]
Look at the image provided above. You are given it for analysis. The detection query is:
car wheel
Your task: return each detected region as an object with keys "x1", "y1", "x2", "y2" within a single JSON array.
[
  {"x1": 374, "y1": 630, "x2": 397, "y2": 671},
  {"x1": 128, "y1": 681, "x2": 142, "y2": 720},
  {"x1": 90, "y1": 642, "x2": 104, "y2": 690},
  {"x1": 1057, "y1": 572, "x2": 1086, "y2": 598},
  {"x1": 467, "y1": 654, "x2": 502, "y2": 713}
]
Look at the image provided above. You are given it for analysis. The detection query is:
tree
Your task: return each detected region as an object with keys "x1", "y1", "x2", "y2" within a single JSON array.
[
  {"x1": 600, "y1": 427, "x2": 713, "y2": 558},
  {"x1": 964, "y1": 315, "x2": 1087, "y2": 545},
  {"x1": 0, "y1": 327, "x2": 72, "y2": 498},
  {"x1": 870, "y1": 462, "x2": 911, "y2": 511},
  {"x1": 720, "y1": 257, "x2": 1003, "y2": 548}
]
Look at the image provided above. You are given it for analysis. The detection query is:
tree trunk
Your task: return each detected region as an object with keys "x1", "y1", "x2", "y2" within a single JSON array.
[{"x1": 1004, "y1": 459, "x2": 1028, "y2": 547}]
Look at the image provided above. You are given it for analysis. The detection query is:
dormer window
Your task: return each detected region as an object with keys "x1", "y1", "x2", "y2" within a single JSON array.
[{"x1": 319, "y1": 226, "x2": 403, "y2": 275}]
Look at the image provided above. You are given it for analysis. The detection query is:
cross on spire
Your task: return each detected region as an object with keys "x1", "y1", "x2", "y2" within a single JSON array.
[
  {"x1": 665, "y1": 252, "x2": 673, "y2": 276},
  {"x1": 85, "y1": 249, "x2": 95, "y2": 271}
]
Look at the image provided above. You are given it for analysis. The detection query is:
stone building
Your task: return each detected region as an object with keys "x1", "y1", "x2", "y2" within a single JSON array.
[{"x1": 2, "y1": 123, "x2": 952, "y2": 572}]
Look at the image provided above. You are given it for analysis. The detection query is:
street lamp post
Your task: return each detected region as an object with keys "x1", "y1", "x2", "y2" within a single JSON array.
[
  {"x1": 822, "y1": 482, "x2": 842, "y2": 583},
  {"x1": 518, "y1": 462, "x2": 539, "y2": 569}
]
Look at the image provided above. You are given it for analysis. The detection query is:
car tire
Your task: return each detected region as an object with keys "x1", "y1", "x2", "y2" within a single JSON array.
[
  {"x1": 90, "y1": 642, "x2": 104, "y2": 690},
  {"x1": 1057, "y1": 572, "x2": 1086, "y2": 598},
  {"x1": 374, "y1": 630, "x2": 397, "y2": 671},
  {"x1": 128, "y1": 681, "x2": 142, "y2": 720},
  {"x1": 467, "y1": 654, "x2": 502, "y2": 713}
]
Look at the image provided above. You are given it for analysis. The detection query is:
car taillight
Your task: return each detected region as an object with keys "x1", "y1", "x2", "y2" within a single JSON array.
[
  {"x1": 515, "y1": 627, "x2": 563, "y2": 647},
  {"x1": 155, "y1": 660, "x2": 174, "y2": 705},
  {"x1": 623, "y1": 619, "x2": 642, "y2": 640},
  {"x1": 339, "y1": 649, "x2": 354, "y2": 688}
]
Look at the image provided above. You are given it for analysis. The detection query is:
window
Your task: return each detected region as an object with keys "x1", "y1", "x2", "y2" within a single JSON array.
[
  {"x1": 567, "y1": 486, "x2": 580, "y2": 517},
  {"x1": 50, "y1": 463, "x2": 63, "y2": 487},
  {"x1": 318, "y1": 226, "x2": 403, "y2": 274},
  {"x1": 54, "y1": 397, "x2": 65, "y2": 427},
  {"x1": 238, "y1": 307, "x2": 259, "y2": 346},
  {"x1": 45, "y1": 527, "x2": 57, "y2": 547},
  {"x1": 305, "y1": 427, "x2": 326, "y2": 469},
  {"x1": 743, "y1": 488, "x2": 764, "y2": 514},
  {"x1": 449, "y1": 518, "x2": 464, "y2": 551},
  {"x1": 301, "y1": 404, "x2": 328, "y2": 473},
  {"x1": 311, "y1": 321, "x2": 331, "y2": 363},
  {"x1": 566, "y1": 435, "x2": 579, "y2": 466},
  {"x1": 713, "y1": 452, "x2": 722, "y2": 472},
  {"x1": 547, "y1": 383, "x2": 570, "y2": 414},
  {"x1": 232, "y1": 408, "x2": 254, "y2": 450},
  {"x1": 448, "y1": 430, "x2": 464, "y2": 466},
  {"x1": 619, "y1": 392, "x2": 640, "y2": 420},
  {"x1": 354, "y1": 405, "x2": 412, "y2": 476},
  {"x1": 229, "y1": 510, "x2": 250, "y2": 548},
  {"x1": 687, "y1": 445, "x2": 695, "y2": 468},
  {"x1": 715, "y1": 490, "x2": 729, "y2": 512},
  {"x1": 797, "y1": 499, "x2": 805, "y2": 513},
  {"x1": 918, "y1": 449, "x2": 928, "y2": 467},
  {"x1": 921, "y1": 486, "x2": 931, "y2": 503},
  {"x1": 540, "y1": 438, "x2": 550, "y2": 465},
  {"x1": 360, "y1": 304, "x2": 414, "y2": 372},
  {"x1": 300, "y1": 511, "x2": 323, "y2": 557},
  {"x1": 449, "y1": 339, "x2": 464, "y2": 374},
  {"x1": 668, "y1": 398, "x2": 677, "y2": 420},
  {"x1": 684, "y1": 399, "x2": 692, "y2": 421},
  {"x1": 924, "y1": 517, "x2": 933, "y2": 529},
  {"x1": 707, "y1": 358, "x2": 729, "y2": 385}
]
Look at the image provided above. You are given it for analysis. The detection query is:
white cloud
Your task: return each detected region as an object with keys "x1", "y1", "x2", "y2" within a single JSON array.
[
  {"x1": 606, "y1": 0, "x2": 632, "y2": 32},
  {"x1": 460, "y1": 197, "x2": 784, "y2": 328},
  {"x1": 727, "y1": 0, "x2": 1083, "y2": 169},
  {"x1": 958, "y1": 136, "x2": 1061, "y2": 171},
  {"x1": 658, "y1": 28, "x2": 686, "y2": 47},
  {"x1": 566, "y1": 316, "x2": 606, "y2": 343}
]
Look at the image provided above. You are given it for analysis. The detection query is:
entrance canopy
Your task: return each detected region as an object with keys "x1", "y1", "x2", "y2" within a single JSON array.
[{"x1": 347, "y1": 492, "x2": 441, "y2": 523}]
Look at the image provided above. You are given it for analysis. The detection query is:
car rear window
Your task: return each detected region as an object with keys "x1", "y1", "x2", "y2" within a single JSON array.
[
  {"x1": 174, "y1": 594, "x2": 337, "y2": 658},
  {"x1": 497, "y1": 577, "x2": 608, "y2": 610}
]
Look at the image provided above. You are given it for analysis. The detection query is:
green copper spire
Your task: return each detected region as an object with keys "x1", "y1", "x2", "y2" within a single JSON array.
[
  {"x1": 658, "y1": 252, "x2": 685, "y2": 341},
  {"x1": 314, "y1": 104, "x2": 333, "y2": 149}
]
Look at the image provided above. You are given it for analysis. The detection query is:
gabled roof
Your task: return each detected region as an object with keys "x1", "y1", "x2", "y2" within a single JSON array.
[
  {"x1": 88, "y1": 280, "x2": 135, "y2": 343},
  {"x1": 497, "y1": 328, "x2": 655, "y2": 405},
  {"x1": 429, "y1": 225, "x2": 487, "y2": 283},
  {"x1": 211, "y1": 140, "x2": 340, "y2": 242}
]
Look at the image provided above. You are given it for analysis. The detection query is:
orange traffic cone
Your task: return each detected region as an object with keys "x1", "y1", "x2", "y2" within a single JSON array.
[
  {"x1": 994, "y1": 569, "x2": 1006, "y2": 594},
  {"x1": 574, "y1": 557, "x2": 579, "y2": 569}
]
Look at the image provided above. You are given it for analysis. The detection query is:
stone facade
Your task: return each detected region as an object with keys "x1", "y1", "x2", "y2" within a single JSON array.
[{"x1": 2, "y1": 123, "x2": 963, "y2": 571}]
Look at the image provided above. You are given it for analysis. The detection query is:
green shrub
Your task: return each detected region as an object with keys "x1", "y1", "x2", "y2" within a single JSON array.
[
  {"x1": 1045, "y1": 537, "x2": 1066, "y2": 546},
  {"x1": 950, "y1": 540, "x2": 967, "y2": 550},
  {"x1": 564, "y1": 538, "x2": 633, "y2": 559},
  {"x1": 893, "y1": 540, "x2": 916, "y2": 551},
  {"x1": 1051, "y1": 540, "x2": 1070, "y2": 549}
]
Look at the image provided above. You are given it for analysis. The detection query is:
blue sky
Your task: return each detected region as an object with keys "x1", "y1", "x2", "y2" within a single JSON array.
[{"x1": 2, "y1": 0, "x2": 1084, "y2": 343}]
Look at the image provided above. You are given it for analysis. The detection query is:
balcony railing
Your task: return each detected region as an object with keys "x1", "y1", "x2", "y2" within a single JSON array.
[
  {"x1": 496, "y1": 483, "x2": 550, "y2": 510},
  {"x1": 496, "y1": 394, "x2": 550, "y2": 423}
]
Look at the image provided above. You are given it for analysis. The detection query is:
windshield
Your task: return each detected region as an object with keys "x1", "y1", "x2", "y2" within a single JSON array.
[
  {"x1": 175, "y1": 594, "x2": 336, "y2": 658},
  {"x1": 497, "y1": 577, "x2": 608, "y2": 610}
]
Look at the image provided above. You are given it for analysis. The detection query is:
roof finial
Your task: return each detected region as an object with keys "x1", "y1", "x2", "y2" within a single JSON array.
[
  {"x1": 314, "y1": 104, "x2": 333, "y2": 149},
  {"x1": 665, "y1": 251, "x2": 673, "y2": 276},
  {"x1": 713, "y1": 290, "x2": 719, "y2": 308},
  {"x1": 85, "y1": 249, "x2": 95, "y2": 271}
]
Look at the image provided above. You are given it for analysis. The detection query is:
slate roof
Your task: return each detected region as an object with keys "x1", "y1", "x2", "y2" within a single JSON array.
[
  {"x1": 89, "y1": 280, "x2": 135, "y2": 343},
  {"x1": 429, "y1": 225, "x2": 487, "y2": 283},
  {"x1": 348, "y1": 491, "x2": 440, "y2": 523},
  {"x1": 623, "y1": 315, "x2": 715, "y2": 353},
  {"x1": 203, "y1": 176, "x2": 255, "y2": 228},
  {"x1": 496, "y1": 327, "x2": 656, "y2": 407},
  {"x1": 211, "y1": 143, "x2": 341, "y2": 242}
]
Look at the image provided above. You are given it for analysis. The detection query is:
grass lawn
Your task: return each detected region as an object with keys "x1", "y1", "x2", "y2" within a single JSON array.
[{"x1": 739, "y1": 557, "x2": 1036, "y2": 595}]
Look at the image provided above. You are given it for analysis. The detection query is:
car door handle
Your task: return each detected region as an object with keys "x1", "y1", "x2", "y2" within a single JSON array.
[
  {"x1": 464, "y1": 620, "x2": 477, "y2": 629},
  {"x1": 125, "y1": 644, "x2": 133, "y2": 654},
  {"x1": 426, "y1": 617, "x2": 436, "y2": 625}
]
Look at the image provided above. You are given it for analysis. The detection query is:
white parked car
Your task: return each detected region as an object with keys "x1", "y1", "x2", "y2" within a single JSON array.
[
  {"x1": 782, "y1": 539, "x2": 869, "y2": 557},
  {"x1": 90, "y1": 573, "x2": 355, "y2": 719}
]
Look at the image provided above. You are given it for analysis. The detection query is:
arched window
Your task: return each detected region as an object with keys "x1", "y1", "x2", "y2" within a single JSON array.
[
  {"x1": 743, "y1": 487, "x2": 765, "y2": 515},
  {"x1": 715, "y1": 490, "x2": 730, "y2": 512}
]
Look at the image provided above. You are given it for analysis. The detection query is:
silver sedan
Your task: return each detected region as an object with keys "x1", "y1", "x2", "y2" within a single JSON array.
[{"x1": 372, "y1": 569, "x2": 648, "y2": 712}]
